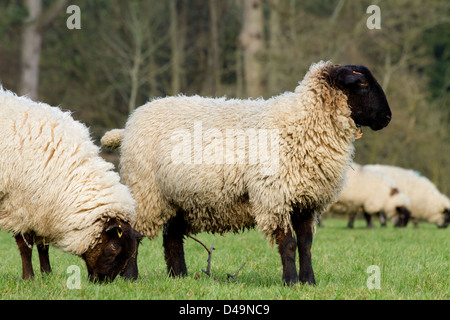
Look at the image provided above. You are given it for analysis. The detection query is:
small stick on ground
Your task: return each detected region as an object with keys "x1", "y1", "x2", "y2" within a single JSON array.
[
  {"x1": 227, "y1": 262, "x2": 246, "y2": 282},
  {"x1": 188, "y1": 235, "x2": 218, "y2": 279},
  {"x1": 188, "y1": 235, "x2": 246, "y2": 282}
]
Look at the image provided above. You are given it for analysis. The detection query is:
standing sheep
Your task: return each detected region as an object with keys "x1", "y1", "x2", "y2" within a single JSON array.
[
  {"x1": 329, "y1": 163, "x2": 411, "y2": 228},
  {"x1": 102, "y1": 61, "x2": 391, "y2": 285},
  {"x1": 366, "y1": 165, "x2": 450, "y2": 228},
  {"x1": 0, "y1": 89, "x2": 143, "y2": 282}
]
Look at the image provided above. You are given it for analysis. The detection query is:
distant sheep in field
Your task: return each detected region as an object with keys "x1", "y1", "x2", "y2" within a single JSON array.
[
  {"x1": 329, "y1": 163, "x2": 411, "y2": 228},
  {"x1": 366, "y1": 165, "x2": 450, "y2": 228},
  {"x1": 102, "y1": 61, "x2": 391, "y2": 285},
  {"x1": 0, "y1": 89, "x2": 143, "y2": 282}
]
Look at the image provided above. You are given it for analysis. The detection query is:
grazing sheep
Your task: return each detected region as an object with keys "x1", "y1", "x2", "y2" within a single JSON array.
[
  {"x1": 102, "y1": 61, "x2": 391, "y2": 285},
  {"x1": 329, "y1": 163, "x2": 411, "y2": 228},
  {"x1": 366, "y1": 165, "x2": 450, "y2": 228},
  {"x1": 0, "y1": 89, "x2": 143, "y2": 282}
]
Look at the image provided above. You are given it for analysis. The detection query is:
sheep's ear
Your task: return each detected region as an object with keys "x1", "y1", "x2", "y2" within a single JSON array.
[
  {"x1": 133, "y1": 229, "x2": 146, "y2": 240},
  {"x1": 331, "y1": 66, "x2": 368, "y2": 88},
  {"x1": 390, "y1": 187, "x2": 399, "y2": 196},
  {"x1": 105, "y1": 220, "x2": 123, "y2": 238}
]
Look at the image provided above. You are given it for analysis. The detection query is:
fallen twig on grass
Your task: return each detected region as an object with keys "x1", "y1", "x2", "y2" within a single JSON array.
[
  {"x1": 227, "y1": 262, "x2": 246, "y2": 282},
  {"x1": 188, "y1": 235, "x2": 246, "y2": 283}
]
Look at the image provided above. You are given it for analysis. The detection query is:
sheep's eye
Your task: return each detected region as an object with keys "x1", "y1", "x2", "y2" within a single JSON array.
[
  {"x1": 110, "y1": 243, "x2": 120, "y2": 254},
  {"x1": 358, "y1": 80, "x2": 368, "y2": 87}
]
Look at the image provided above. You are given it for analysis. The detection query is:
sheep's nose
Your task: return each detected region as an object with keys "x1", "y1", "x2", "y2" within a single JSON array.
[{"x1": 382, "y1": 113, "x2": 392, "y2": 126}]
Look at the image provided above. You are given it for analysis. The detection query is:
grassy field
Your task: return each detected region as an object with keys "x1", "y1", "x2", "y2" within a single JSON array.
[{"x1": 0, "y1": 218, "x2": 448, "y2": 300}]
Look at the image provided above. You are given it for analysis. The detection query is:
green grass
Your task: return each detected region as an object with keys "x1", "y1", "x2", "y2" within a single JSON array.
[{"x1": 0, "y1": 219, "x2": 448, "y2": 300}]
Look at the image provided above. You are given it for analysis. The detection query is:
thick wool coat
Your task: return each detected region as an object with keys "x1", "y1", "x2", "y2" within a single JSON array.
[{"x1": 0, "y1": 89, "x2": 136, "y2": 255}]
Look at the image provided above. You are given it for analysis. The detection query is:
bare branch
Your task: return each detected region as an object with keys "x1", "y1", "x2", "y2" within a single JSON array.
[
  {"x1": 227, "y1": 262, "x2": 247, "y2": 282},
  {"x1": 36, "y1": 0, "x2": 69, "y2": 33},
  {"x1": 188, "y1": 235, "x2": 246, "y2": 283}
]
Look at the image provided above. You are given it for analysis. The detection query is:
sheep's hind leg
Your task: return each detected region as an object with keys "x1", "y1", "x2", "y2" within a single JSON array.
[
  {"x1": 15, "y1": 233, "x2": 35, "y2": 280},
  {"x1": 37, "y1": 242, "x2": 52, "y2": 274},
  {"x1": 163, "y1": 210, "x2": 188, "y2": 277},
  {"x1": 292, "y1": 209, "x2": 316, "y2": 285},
  {"x1": 275, "y1": 228, "x2": 298, "y2": 285}
]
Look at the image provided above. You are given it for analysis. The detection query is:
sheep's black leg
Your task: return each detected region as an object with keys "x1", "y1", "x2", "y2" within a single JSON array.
[
  {"x1": 347, "y1": 213, "x2": 356, "y2": 228},
  {"x1": 275, "y1": 228, "x2": 298, "y2": 285},
  {"x1": 15, "y1": 233, "x2": 34, "y2": 280},
  {"x1": 378, "y1": 210, "x2": 387, "y2": 227},
  {"x1": 292, "y1": 209, "x2": 316, "y2": 285},
  {"x1": 163, "y1": 210, "x2": 188, "y2": 277},
  {"x1": 364, "y1": 212, "x2": 375, "y2": 228},
  {"x1": 37, "y1": 242, "x2": 52, "y2": 274}
]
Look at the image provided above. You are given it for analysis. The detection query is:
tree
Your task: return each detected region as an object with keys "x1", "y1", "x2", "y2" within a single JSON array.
[
  {"x1": 19, "y1": 0, "x2": 68, "y2": 100},
  {"x1": 239, "y1": 0, "x2": 265, "y2": 98},
  {"x1": 170, "y1": 0, "x2": 182, "y2": 95},
  {"x1": 201, "y1": 0, "x2": 221, "y2": 96}
]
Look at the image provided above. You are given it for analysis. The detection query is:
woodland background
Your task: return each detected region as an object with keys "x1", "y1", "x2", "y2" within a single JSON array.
[{"x1": 0, "y1": 0, "x2": 449, "y2": 193}]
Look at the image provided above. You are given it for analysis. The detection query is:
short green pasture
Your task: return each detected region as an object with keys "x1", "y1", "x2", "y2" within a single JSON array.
[{"x1": 0, "y1": 219, "x2": 448, "y2": 300}]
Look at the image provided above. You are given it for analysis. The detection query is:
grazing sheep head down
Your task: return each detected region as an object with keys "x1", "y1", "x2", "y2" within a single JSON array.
[
  {"x1": 389, "y1": 187, "x2": 412, "y2": 227},
  {"x1": 394, "y1": 206, "x2": 412, "y2": 227},
  {"x1": 438, "y1": 208, "x2": 450, "y2": 228},
  {"x1": 329, "y1": 65, "x2": 391, "y2": 131},
  {"x1": 82, "y1": 219, "x2": 144, "y2": 282}
]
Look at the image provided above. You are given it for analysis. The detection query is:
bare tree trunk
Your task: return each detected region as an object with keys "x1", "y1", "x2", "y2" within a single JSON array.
[
  {"x1": 268, "y1": 0, "x2": 282, "y2": 94},
  {"x1": 202, "y1": 0, "x2": 221, "y2": 96},
  {"x1": 239, "y1": 0, "x2": 265, "y2": 98},
  {"x1": 128, "y1": 3, "x2": 145, "y2": 114},
  {"x1": 19, "y1": 0, "x2": 69, "y2": 101},
  {"x1": 170, "y1": 0, "x2": 181, "y2": 95},
  {"x1": 19, "y1": 0, "x2": 43, "y2": 100}
]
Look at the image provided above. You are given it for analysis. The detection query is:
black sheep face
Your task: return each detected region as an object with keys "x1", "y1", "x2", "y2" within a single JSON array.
[
  {"x1": 438, "y1": 208, "x2": 450, "y2": 228},
  {"x1": 330, "y1": 65, "x2": 392, "y2": 131},
  {"x1": 82, "y1": 219, "x2": 144, "y2": 283},
  {"x1": 394, "y1": 206, "x2": 411, "y2": 227}
]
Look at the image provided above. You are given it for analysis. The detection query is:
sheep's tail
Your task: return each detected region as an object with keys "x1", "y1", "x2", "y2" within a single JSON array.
[{"x1": 101, "y1": 129, "x2": 124, "y2": 149}]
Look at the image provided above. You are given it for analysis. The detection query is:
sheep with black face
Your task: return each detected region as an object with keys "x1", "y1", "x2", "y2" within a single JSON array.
[
  {"x1": 329, "y1": 163, "x2": 412, "y2": 228},
  {"x1": 367, "y1": 164, "x2": 450, "y2": 228},
  {"x1": 102, "y1": 61, "x2": 391, "y2": 285},
  {"x1": 0, "y1": 89, "x2": 143, "y2": 282}
]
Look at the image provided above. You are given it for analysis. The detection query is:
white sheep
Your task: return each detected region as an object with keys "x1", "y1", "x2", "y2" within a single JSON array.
[
  {"x1": 366, "y1": 164, "x2": 450, "y2": 228},
  {"x1": 329, "y1": 163, "x2": 411, "y2": 228},
  {"x1": 102, "y1": 61, "x2": 391, "y2": 285},
  {"x1": 0, "y1": 89, "x2": 143, "y2": 282}
]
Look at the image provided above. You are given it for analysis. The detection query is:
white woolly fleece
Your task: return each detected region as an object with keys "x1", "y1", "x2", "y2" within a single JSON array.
[
  {"x1": 113, "y1": 61, "x2": 358, "y2": 238},
  {"x1": 331, "y1": 163, "x2": 411, "y2": 219},
  {"x1": 367, "y1": 164, "x2": 450, "y2": 226},
  {"x1": 0, "y1": 89, "x2": 136, "y2": 256}
]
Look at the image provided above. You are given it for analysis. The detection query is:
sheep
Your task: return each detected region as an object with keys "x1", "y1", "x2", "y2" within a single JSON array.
[
  {"x1": 101, "y1": 61, "x2": 391, "y2": 285},
  {"x1": 328, "y1": 163, "x2": 411, "y2": 228},
  {"x1": 366, "y1": 164, "x2": 450, "y2": 228},
  {"x1": 0, "y1": 89, "x2": 143, "y2": 282}
]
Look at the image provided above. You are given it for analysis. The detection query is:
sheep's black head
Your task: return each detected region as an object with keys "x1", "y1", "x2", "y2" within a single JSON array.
[
  {"x1": 438, "y1": 208, "x2": 450, "y2": 228},
  {"x1": 329, "y1": 65, "x2": 391, "y2": 130},
  {"x1": 82, "y1": 219, "x2": 145, "y2": 283},
  {"x1": 119, "y1": 240, "x2": 141, "y2": 280},
  {"x1": 394, "y1": 206, "x2": 411, "y2": 227}
]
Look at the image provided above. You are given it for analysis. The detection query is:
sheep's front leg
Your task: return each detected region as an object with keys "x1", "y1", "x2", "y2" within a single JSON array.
[
  {"x1": 37, "y1": 242, "x2": 52, "y2": 274},
  {"x1": 378, "y1": 210, "x2": 387, "y2": 227},
  {"x1": 347, "y1": 213, "x2": 356, "y2": 228},
  {"x1": 275, "y1": 228, "x2": 298, "y2": 285},
  {"x1": 292, "y1": 210, "x2": 316, "y2": 285},
  {"x1": 364, "y1": 212, "x2": 375, "y2": 228},
  {"x1": 163, "y1": 210, "x2": 188, "y2": 277},
  {"x1": 15, "y1": 233, "x2": 34, "y2": 280}
]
